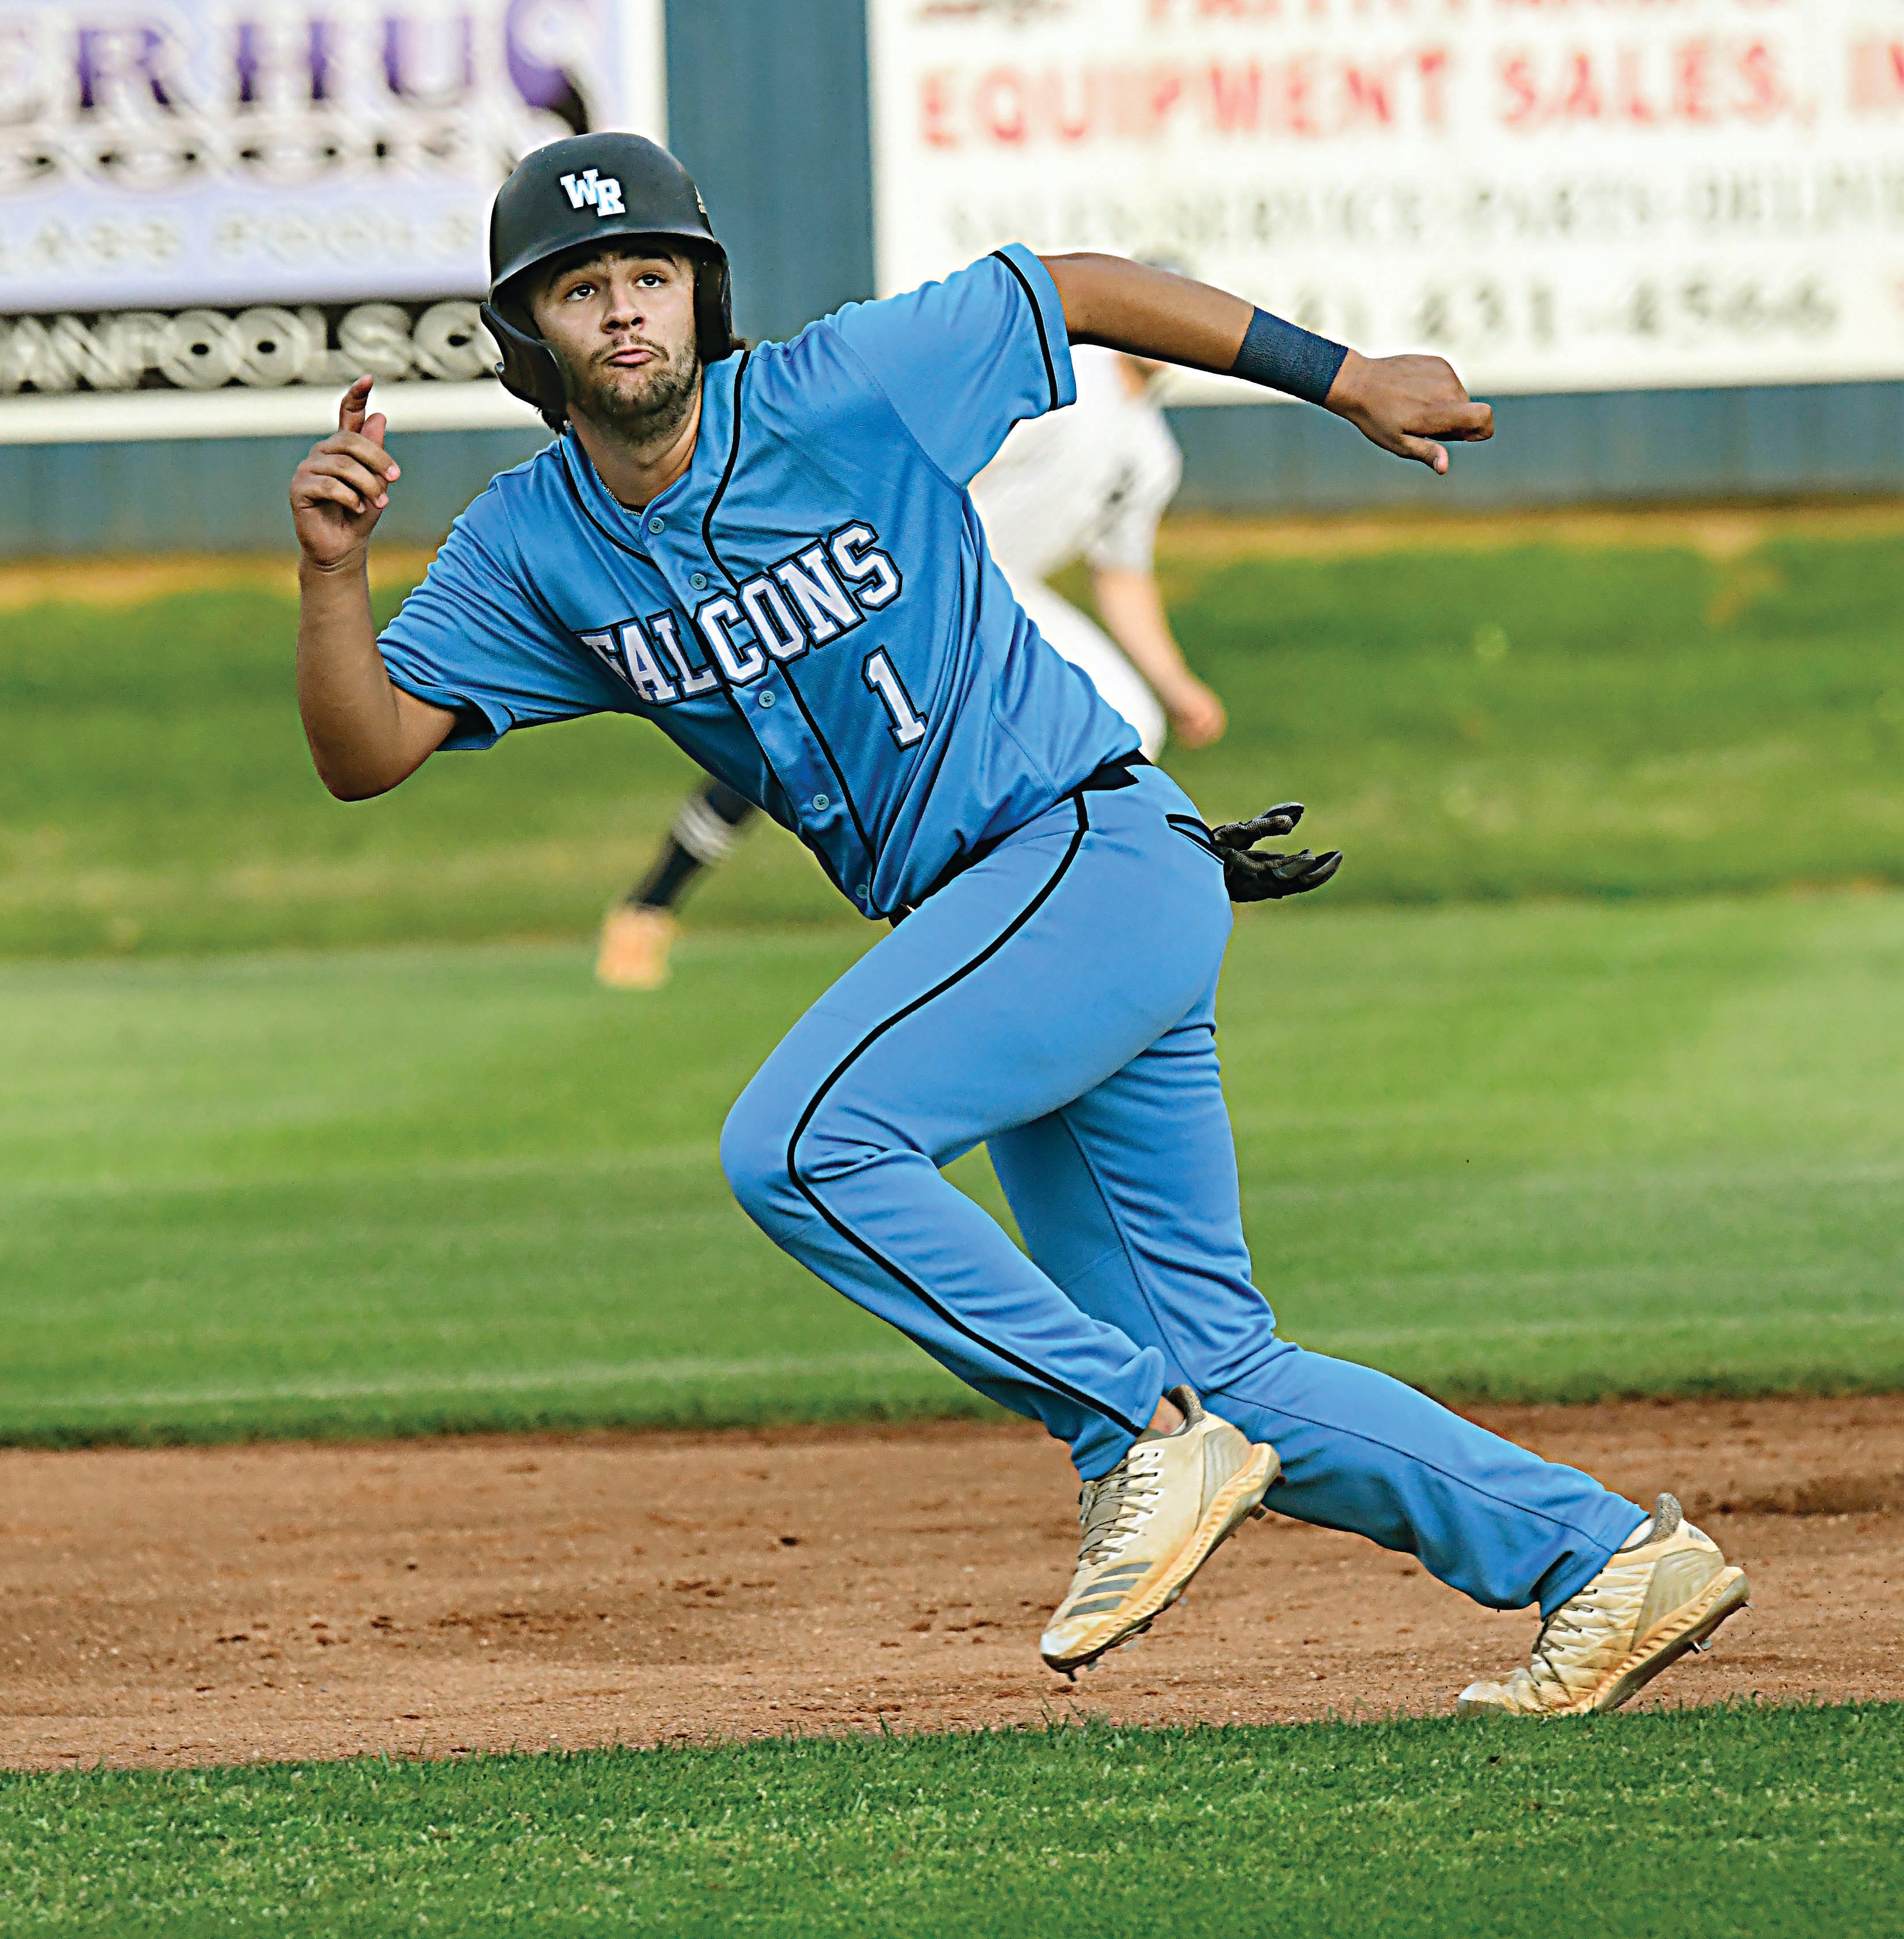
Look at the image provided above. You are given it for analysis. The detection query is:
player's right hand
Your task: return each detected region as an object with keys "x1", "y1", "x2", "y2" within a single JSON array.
[{"x1": 290, "y1": 377, "x2": 402, "y2": 569}]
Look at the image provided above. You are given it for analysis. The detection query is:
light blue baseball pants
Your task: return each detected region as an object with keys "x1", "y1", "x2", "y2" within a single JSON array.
[{"x1": 720, "y1": 763, "x2": 1645, "y2": 1615}]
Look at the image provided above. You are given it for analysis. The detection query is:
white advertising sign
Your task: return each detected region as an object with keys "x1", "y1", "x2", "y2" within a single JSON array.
[
  {"x1": 0, "y1": 0, "x2": 662, "y2": 436},
  {"x1": 869, "y1": 0, "x2": 1904, "y2": 398}
]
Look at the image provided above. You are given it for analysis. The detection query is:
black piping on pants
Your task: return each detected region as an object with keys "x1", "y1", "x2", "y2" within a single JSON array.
[{"x1": 782, "y1": 794, "x2": 1149, "y2": 1440}]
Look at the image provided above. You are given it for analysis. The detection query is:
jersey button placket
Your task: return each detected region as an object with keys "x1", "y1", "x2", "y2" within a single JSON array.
[{"x1": 746, "y1": 672, "x2": 843, "y2": 857}]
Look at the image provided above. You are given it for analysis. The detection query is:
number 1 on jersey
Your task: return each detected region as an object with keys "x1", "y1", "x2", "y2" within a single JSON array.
[{"x1": 863, "y1": 649, "x2": 927, "y2": 748}]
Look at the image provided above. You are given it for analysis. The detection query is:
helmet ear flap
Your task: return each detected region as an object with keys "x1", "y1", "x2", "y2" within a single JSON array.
[
  {"x1": 695, "y1": 256, "x2": 736, "y2": 365},
  {"x1": 481, "y1": 301, "x2": 569, "y2": 431}
]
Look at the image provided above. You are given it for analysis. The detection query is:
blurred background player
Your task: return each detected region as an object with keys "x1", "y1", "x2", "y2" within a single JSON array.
[{"x1": 594, "y1": 343, "x2": 1226, "y2": 990}]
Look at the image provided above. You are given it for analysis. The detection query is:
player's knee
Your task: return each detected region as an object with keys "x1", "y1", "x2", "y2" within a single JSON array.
[
  {"x1": 724, "y1": 1076, "x2": 912, "y2": 1231},
  {"x1": 719, "y1": 1091, "x2": 799, "y2": 1228}
]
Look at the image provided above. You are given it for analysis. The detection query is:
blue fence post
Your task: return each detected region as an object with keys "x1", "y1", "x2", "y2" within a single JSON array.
[{"x1": 665, "y1": 0, "x2": 876, "y2": 346}]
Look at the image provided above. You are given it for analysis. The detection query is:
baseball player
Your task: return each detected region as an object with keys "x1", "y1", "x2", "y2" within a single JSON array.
[
  {"x1": 290, "y1": 133, "x2": 1749, "y2": 1708},
  {"x1": 594, "y1": 339, "x2": 1219, "y2": 992}
]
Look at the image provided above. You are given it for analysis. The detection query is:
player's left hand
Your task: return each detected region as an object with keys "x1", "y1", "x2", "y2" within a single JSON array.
[
  {"x1": 1208, "y1": 802, "x2": 1343, "y2": 902},
  {"x1": 1323, "y1": 351, "x2": 1494, "y2": 475}
]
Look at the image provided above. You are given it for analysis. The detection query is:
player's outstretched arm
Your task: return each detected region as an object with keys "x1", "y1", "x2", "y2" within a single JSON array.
[
  {"x1": 1042, "y1": 254, "x2": 1494, "y2": 476},
  {"x1": 291, "y1": 377, "x2": 455, "y2": 799}
]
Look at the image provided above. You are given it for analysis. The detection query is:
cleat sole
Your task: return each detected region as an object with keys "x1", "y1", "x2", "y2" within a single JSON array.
[{"x1": 1586, "y1": 1566, "x2": 1752, "y2": 1715}]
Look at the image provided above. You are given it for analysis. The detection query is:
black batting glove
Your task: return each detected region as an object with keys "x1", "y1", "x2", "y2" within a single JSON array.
[{"x1": 1208, "y1": 802, "x2": 1343, "y2": 903}]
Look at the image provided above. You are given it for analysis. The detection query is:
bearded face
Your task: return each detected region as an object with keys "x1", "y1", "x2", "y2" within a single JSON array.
[{"x1": 529, "y1": 248, "x2": 703, "y2": 441}]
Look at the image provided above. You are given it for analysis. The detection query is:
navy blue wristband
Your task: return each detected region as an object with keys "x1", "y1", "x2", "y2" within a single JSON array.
[{"x1": 1230, "y1": 309, "x2": 1349, "y2": 406}]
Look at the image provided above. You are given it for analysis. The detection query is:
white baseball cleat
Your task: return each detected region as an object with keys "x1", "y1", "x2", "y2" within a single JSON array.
[
  {"x1": 1041, "y1": 1386, "x2": 1277, "y2": 1679},
  {"x1": 596, "y1": 905, "x2": 677, "y2": 990},
  {"x1": 1456, "y1": 1492, "x2": 1750, "y2": 1718}
]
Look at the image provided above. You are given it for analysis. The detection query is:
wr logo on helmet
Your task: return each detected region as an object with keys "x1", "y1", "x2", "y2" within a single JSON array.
[{"x1": 559, "y1": 170, "x2": 624, "y2": 218}]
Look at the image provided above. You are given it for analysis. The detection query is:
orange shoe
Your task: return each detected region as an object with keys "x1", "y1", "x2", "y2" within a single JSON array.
[{"x1": 595, "y1": 905, "x2": 677, "y2": 990}]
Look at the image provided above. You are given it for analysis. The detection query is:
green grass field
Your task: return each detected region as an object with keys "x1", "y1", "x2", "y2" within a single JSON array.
[
  {"x1": 3, "y1": 1706, "x2": 1898, "y2": 1936},
  {"x1": 3, "y1": 523, "x2": 1902, "y2": 957},
  {"x1": 4, "y1": 887, "x2": 1899, "y2": 1446},
  {"x1": 3, "y1": 523, "x2": 1899, "y2": 1925}
]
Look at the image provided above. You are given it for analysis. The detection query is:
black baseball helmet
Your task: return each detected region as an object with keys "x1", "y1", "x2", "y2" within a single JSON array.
[{"x1": 481, "y1": 132, "x2": 735, "y2": 429}]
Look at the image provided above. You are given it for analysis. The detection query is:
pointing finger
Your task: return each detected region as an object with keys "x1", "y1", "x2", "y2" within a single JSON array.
[{"x1": 337, "y1": 375, "x2": 373, "y2": 435}]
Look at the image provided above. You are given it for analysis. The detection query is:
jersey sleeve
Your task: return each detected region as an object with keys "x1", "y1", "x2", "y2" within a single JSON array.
[
  {"x1": 827, "y1": 243, "x2": 1076, "y2": 488},
  {"x1": 1082, "y1": 415, "x2": 1184, "y2": 576},
  {"x1": 376, "y1": 487, "x2": 627, "y2": 750}
]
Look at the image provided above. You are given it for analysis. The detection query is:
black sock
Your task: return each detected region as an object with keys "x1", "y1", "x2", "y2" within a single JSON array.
[{"x1": 628, "y1": 779, "x2": 758, "y2": 913}]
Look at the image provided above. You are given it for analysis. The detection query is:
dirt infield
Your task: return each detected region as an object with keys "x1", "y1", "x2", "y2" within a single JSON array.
[{"x1": 2, "y1": 1394, "x2": 1898, "y2": 1771}]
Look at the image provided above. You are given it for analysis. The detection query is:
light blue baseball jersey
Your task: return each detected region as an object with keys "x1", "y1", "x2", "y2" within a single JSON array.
[
  {"x1": 378, "y1": 231, "x2": 1651, "y2": 1603},
  {"x1": 378, "y1": 244, "x2": 1139, "y2": 918}
]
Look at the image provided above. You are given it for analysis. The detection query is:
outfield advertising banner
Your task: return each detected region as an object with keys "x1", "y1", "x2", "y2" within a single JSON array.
[
  {"x1": 867, "y1": 0, "x2": 1904, "y2": 400},
  {"x1": 0, "y1": 0, "x2": 662, "y2": 439}
]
